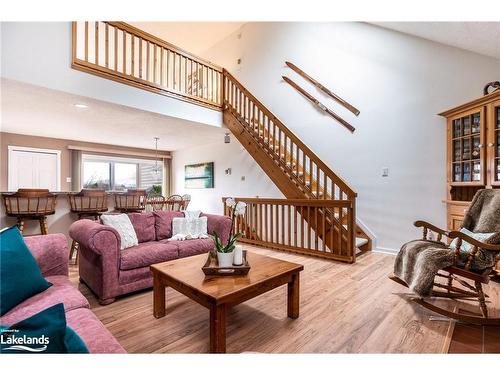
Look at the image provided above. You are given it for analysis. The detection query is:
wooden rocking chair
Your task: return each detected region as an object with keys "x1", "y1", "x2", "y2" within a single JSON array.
[{"x1": 390, "y1": 189, "x2": 500, "y2": 325}]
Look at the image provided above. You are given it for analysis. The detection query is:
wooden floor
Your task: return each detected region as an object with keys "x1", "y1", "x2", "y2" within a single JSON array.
[{"x1": 69, "y1": 245, "x2": 500, "y2": 353}]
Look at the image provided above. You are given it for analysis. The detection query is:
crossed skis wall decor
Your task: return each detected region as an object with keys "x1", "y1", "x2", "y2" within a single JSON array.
[{"x1": 283, "y1": 61, "x2": 360, "y2": 133}]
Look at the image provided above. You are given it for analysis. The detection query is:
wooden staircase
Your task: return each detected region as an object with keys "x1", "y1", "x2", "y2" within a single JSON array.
[
  {"x1": 222, "y1": 70, "x2": 371, "y2": 261},
  {"x1": 70, "y1": 21, "x2": 372, "y2": 262}
]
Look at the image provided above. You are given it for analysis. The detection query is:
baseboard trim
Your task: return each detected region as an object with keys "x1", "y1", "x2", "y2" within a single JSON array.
[{"x1": 374, "y1": 247, "x2": 398, "y2": 255}]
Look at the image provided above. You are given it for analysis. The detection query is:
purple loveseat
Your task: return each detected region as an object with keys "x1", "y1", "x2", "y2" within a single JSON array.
[
  {"x1": 0, "y1": 234, "x2": 125, "y2": 353},
  {"x1": 69, "y1": 211, "x2": 232, "y2": 305}
]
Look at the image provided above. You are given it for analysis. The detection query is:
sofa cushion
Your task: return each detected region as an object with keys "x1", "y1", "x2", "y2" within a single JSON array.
[
  {"x1": 154, "y1": 211, "x2": 184, "y2": 240},
  {"x1": 66, "y1": 308, "x2": 126, "y2": 353},
  {"x1": 174, "y1": 238, "x2": 215, "y2": 258},
  {"x1": 120, "y1": 242, "x2": 178, "y2": 270},
  {"x1": 0, "y1": 226, "x2": 52, "y2": 316},
  {"x1": 0, "y1": 275, "x2": 90, "y2": 327},
  {"x1": 128, "y1": 212, "x2": 156, "y2": 243}
]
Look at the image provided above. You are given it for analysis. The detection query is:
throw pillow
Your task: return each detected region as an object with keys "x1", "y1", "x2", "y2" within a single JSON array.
[
  {"x1": 449, "y1": 227, "x2": 495, "y2": 253},
  {"x1": 170, "y1": 216, "x2": 208, "y2": 240},
  {"x1": 182, "y1": 210, "x2": 202, "y2": 219},
  {"x1": 127, "y1": 212, "x2": 155, "y2": 243},
  {"x1": 153, "y1": 211, "x2": 184, "y2": 240},
  {"x1": 0, "y1": 303, "x2": 89, "y2": 354},
  {"x1": 101, "y1": 214, "x2": 139, "y2": 250},
  {"x1": 0, "y1": 226, "x2": 52, "y2": 316}
]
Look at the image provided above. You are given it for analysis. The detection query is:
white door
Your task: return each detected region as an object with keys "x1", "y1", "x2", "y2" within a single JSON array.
[{"x1": 8, "y1": 147, "x2": 61, "y2": 191}]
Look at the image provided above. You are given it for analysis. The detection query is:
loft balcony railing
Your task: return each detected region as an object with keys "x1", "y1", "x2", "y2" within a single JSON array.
[{"x1": 72, "y1": 21, "x2": 223, "y2": 110}]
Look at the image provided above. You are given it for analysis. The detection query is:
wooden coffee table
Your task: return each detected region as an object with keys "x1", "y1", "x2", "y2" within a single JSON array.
[{"x1": 150, "y1": 251, "x2": 303, "y2": 353}]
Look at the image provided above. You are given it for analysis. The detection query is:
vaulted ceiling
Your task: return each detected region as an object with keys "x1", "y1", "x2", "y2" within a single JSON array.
[
  {"x1": 372, "y1": 22, "x2": 500, "y2": 60},
  {"x1": 129, "y1": 22, "x2": 244, "y2": 57}
]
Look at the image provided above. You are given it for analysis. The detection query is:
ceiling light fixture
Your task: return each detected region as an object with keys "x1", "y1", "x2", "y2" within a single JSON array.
[{"x1": 74, "y1": 103, "x2": 88, "y2": 109}]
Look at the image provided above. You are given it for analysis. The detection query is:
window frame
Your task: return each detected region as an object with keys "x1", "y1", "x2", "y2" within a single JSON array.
[{"x1": 81, "y1": 153, "x2": 165, "y2": 193}]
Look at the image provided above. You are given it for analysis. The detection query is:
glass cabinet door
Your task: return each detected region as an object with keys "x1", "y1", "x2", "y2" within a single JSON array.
[
  {"x1": 490, "y1": 101, "x2": 500, "y2": 186},
  {"x1": 450, "y1": 109, "x2": 485, "y2": 184}
]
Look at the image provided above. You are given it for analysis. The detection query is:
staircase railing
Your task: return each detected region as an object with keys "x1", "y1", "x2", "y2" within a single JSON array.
[
  {"x1": 223, "y1": 70, "x2": 356, "y2": 203},
  {"x1": 72, "y1": 21, "x2": 223, "y2": 109},
  {"x1": 223, "y1": 197, "x2": 355, "y2": 262},
  {"x1": 222, "y1": 70, "x2": 357, "y2": 260}
]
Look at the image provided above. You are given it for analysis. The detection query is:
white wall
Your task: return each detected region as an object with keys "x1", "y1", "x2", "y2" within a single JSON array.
[
  {"x1": 172, "y1": 138, "x2": 283, "y2": 214},
  {"x1": 200, "y1": 22, "x2": 500, "y2": 252},
  {"x1": 0, "y1": 22, "x2": 222, "y2": 128}
]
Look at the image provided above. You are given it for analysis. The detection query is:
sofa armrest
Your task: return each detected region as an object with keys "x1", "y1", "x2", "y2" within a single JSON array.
[
  {"x1": 69, "y1": 219, "x2": 121, "y2": 257},
  {"x1": 24, "y1": 233, "x2": 70, "y2": 277},
  {"x1": 69, "y1": 219, "x2": 121, "y2": 303},
  {"x1": 202, "y1": 213, "x2": 232, "y2": 245}
]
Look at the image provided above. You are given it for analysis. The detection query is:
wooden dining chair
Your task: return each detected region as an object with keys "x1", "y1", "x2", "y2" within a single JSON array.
[
  {"x1": 181, "y1": 194, "x2": 191, "y2": 210},
  {"x1": 145, "y1": 195, "x2": 166, "y2": 211},
  {"x1": 114, "y1": 189, "x2": 147, "y2": 213},
  {"x1": 165, "y1": 194, "x2": 184, "y2": 211}
]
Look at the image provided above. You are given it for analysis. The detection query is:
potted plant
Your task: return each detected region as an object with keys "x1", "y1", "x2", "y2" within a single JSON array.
[{"x1": 213, "y1": 197, "x2": 246, "y2": 267}]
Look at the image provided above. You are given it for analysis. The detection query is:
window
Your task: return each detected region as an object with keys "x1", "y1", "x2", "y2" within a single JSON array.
[
  {"x1": 82, "y1": 154, "x2": 164, "y2": 195},
  {"x1": 82, "y1": 160, "x2": 111, "y2": 190},
  {"x1": 114, "y1": 163, "x2": 137, "y2": 190}
]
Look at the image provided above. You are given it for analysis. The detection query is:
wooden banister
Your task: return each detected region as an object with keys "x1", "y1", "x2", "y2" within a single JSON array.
[
  {"x1": 222, "y1": 70, "x2": 359, "y2": 261},
  {"x1": 72, "y1": 21, "x2": 223, "y2": 110},
  {"x1": 224, "y1": 197, "x2": 352, "y2": 207},
  {"x1": 222, "y1": 69, "x2": 356, "y2": 200},
  {"x1": 223, "y1": 197, "x2": 356, "y2": 263}
]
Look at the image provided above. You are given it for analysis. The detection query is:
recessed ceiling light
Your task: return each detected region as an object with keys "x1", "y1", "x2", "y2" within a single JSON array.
[{"x1": 74, "y1": 103, "x2": 88, "y2": 109}]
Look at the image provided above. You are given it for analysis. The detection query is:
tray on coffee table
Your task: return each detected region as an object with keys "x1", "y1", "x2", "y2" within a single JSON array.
[{"x1": 202, "y1": 250, "x2": 250, "y2": 276}]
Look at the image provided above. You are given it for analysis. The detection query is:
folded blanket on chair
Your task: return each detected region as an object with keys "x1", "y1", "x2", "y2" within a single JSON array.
[
  {"x1": 393, "y1": 240, "x2": 454, "y2": 297},
  {"x1": 394, "y1": 239, "x2": 497, "y2": 297}
]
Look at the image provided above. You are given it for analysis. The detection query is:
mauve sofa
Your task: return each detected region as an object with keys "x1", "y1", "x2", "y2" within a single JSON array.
[
  {"x1": 0, "y1": 234, "x2": 125, "y2": 353},
  {"x1": 69, "y1": 211, "x2": 232, "y2": 305}
]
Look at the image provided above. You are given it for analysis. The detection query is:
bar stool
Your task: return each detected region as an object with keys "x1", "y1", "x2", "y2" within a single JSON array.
[
  {"x1": 114, "y1": 189, "x2": 147, "y2": 213},
  {"x1": 68, "y1": 189, "x2": 108, "y2": 263},
  {"x1": 2, "y1": 189, "x2": 56, "y2": 235}
]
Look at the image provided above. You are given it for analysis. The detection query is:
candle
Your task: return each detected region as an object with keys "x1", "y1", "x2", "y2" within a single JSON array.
[{"x1": 233, "y1": 245, "x2": 243, "y2": 266}]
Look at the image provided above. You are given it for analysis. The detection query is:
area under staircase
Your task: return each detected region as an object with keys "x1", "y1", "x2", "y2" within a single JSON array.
[{"x1": 71, "y1": 21, "x2": 372, "y2": 262}]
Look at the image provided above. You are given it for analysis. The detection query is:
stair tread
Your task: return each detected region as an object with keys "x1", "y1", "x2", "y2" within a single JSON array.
[{"x1": 356, "y1": 237, "x2": 369, "y2": 247}]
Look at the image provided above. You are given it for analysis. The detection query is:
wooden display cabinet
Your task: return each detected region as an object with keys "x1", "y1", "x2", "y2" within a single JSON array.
[{"x1": 439, "y1": 90, "x2": 500, "y2": 231}]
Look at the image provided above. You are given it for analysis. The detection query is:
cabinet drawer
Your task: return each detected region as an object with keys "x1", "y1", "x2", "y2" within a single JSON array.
[
  {"x1": 448, "y1": 215, "x2": 464, "y2": 231},
  {"x1": 447, "y1": 202, "x2": 469, "y2": 217}
]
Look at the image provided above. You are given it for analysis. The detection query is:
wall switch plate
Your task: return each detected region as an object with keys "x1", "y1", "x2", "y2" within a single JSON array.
[
  {"x1": 382, "y1": 168, "x2": 389, "y2": 177},
  {"x1": 66, "y1": 177, "x2": 72, "y2": 183}
]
